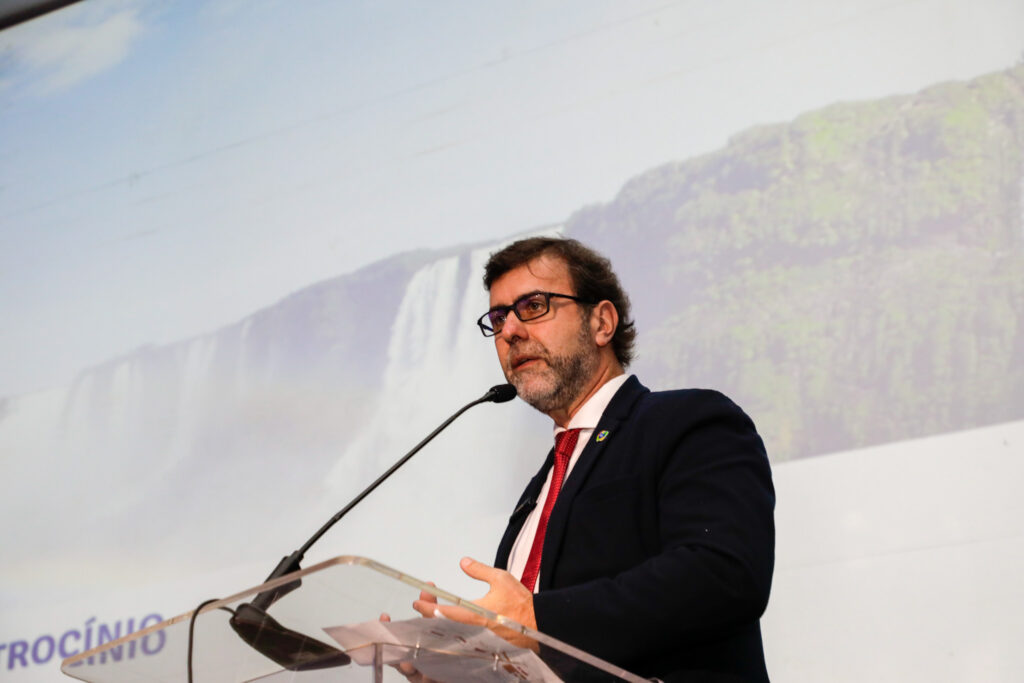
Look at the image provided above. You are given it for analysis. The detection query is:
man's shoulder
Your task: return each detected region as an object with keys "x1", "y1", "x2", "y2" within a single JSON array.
[
  {"x1": 605, "y1": 376, "x2": 756, "y2": 431},
  {"x1": 634, "y1": 382, "x2": 746, "y2": 416},
  {"x1": 614, "y1": 380, "x2": 756, "y2": 434},
  {"x1": 645, "y1": 385, "x2": 736, "y2": 405},
  {"x1": 616, "y1": 381, "x2": 768, "y2": 468}
]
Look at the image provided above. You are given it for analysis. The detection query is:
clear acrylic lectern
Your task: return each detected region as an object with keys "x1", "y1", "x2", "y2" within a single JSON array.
[{"x1": 61, "y1": 556, "x2": 648, "y2": 682}]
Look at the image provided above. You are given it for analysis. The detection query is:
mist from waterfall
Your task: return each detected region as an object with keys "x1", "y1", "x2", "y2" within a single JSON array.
[{"x1": 0, "y1": 238, "x2": 558, "y2": 607}]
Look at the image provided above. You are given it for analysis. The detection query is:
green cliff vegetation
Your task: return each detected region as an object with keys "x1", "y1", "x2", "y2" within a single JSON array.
[{"x1": 568, "y1": 65, "x2": 1024, "y2": 460}]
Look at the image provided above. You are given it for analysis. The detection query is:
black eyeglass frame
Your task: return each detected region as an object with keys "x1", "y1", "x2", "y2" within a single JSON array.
[{"x1": 477, "y1": 291, "x2": 595, "y2": 337}]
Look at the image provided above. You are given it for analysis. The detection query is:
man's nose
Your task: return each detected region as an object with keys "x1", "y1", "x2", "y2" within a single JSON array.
[{"x1": 499, "y1": 312, "x2": 527, "y2": 341}]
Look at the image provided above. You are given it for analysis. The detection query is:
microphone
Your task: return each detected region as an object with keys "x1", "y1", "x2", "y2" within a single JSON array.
[
  {"x1": 228, "y1": 383, "x2": 517, "y2": 671},
  {"x1": 483, "y1": 383, "x2": 517, "y2": 404}
]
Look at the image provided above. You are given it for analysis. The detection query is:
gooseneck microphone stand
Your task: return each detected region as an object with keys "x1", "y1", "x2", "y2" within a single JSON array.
[{"x1": 221, "y1": 383, "x2": 518, "y2": 673}]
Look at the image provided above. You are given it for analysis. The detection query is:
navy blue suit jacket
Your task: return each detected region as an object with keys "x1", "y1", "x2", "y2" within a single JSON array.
[{"x1": 495, "y1": 376, "x2": 775, "y2": 682}]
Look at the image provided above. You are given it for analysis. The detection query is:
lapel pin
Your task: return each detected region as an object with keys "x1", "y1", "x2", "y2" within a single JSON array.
[{"x1": 595, "y1": 430, "x2": 609, "y2": 442}]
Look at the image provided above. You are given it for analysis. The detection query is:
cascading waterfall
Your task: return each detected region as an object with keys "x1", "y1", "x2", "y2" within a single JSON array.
[
  {"x1": 307, "y1": 235, "x2": 559, "y2": 581},
  {"x1": 323, "y1": 247, "x2": 499, "y2": 492},
  {"x1": 0, "y1": 232, "x2": 559, "y2": 600}
]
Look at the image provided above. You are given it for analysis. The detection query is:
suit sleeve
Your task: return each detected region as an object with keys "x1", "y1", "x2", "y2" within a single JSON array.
[{"x1": 531, "y1": 391, "x2": 775, "y2": 665}]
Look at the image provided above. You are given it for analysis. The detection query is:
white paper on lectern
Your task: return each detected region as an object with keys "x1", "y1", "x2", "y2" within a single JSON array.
[{"x1": 324, "y1": 617, "x2": 561, "y2": 682}]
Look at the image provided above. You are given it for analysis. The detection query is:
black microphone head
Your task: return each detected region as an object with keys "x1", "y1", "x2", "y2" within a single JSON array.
[{"x1": 485, "y1": 383, "x2": 517, "y2": 403}]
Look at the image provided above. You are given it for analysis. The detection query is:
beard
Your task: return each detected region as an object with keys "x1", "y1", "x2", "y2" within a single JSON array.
[{"x1": 504, "y1": 321, "x2": 600, "y2": 414}]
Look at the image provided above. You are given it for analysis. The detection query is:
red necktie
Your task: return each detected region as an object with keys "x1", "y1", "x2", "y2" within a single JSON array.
[{"x1": 519, "y1": 428, "x2": 581, "y2": 592}]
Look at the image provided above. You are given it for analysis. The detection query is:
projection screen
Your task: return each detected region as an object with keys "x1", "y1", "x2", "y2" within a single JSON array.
[{"x1": 1, "y1": 1, "x2": 1022, "y2": 680}]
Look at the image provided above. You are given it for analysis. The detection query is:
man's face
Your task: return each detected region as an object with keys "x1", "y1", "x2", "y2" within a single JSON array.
[{"x1": 487, "y1": 255, "x2": 600, "y2": 414}]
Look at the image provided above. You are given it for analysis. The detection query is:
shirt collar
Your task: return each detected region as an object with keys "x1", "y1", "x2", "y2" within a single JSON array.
[{"x1": 554, "y1": 373, "x2": 630, "y2": 435}]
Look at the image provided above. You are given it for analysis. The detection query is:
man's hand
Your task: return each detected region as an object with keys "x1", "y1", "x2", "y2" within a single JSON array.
[
  {"x1": 409, "y1": 580, "x2": 439, "y2": 618},
  {"x1": 412, "y1": 557, "x2": 537, "y2": 648},
  {"x1": 460, "y1": 557, "x2": 537, "y2": 631}
]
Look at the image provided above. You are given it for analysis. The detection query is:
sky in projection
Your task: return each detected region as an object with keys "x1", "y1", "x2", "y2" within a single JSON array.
[{"x1": 1, "y1": 0, "x2": 1022, "y2": 397}]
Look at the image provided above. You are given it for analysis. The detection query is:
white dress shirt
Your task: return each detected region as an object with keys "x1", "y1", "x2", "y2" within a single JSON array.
[{"x1": 507, "y1": 374, "x2": 629, "y2": 592}]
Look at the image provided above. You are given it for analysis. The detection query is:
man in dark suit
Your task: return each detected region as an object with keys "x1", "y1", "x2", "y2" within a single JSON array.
[{"x1": 415, "y1": 237, "x2": 775, "y2": 681}]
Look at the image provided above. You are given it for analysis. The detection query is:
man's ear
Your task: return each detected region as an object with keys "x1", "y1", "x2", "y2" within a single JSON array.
[{"x1": 591, "y1": 300, "x2": 619, "y2": 347}]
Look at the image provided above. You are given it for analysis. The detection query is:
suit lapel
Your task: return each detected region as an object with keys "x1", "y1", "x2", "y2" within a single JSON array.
[
  {"x1": 494, "y1": 448, "x2": 554, "y2": 569},
  {"x1": 536, "y1": 376, "x2": 648, "y2": 590}
]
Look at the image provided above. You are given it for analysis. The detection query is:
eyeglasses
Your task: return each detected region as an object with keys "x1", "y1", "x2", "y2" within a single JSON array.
[{"x1": 477, "y1": 291, "x2": 594, "y2": 337}]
